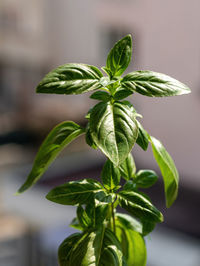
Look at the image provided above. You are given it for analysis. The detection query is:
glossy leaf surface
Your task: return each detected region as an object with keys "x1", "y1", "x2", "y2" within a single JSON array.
[
  {"x1": 101, "y1": 160, "x2": 120, "y2": 190},
  {"x1": 135, "y1": 170, "x2": 158, "y2": 188},
  {"x1": 99, "y1": 229, "x2": 124, "y2": 266},
  {"x1": 150, "y1": 136, "x2": 179, "y2": 207},
  {"x1": 119, "y1": 153, "x2": 136, "y2": 180},
  {"x1": 58, "y1": 233, "x2": 82, "y2": 266},
  {"x1": 115, "y1": 213, "x2": 143, "y2": 234},
  {"x1": 136, "y1": 121, "x2": 149, "y2": 151},
  {"x1": 67, "y1": 227, "x2": 123, "y2": 266},
  {"x1": 121, "y1": 71, "x2": 191, "y2": 97},
  {"x1": 46, "y1": 179, "x2": 103, "y2": 205},
  {"x1": 90, "y1": 91, "x2": 111, "y2": 102},
  {"x1": 17, "y1": 121, "x2": 84, "y2": 194},
  {"x1": 119, "y1": 190, "x2": 163, "y2": 223},
  {"x1": 90, "y1": 101, "x2": 138, "y2": 165},
  {"x1": 106, "y1": 35, "x2": 132, "y2": 77},
  {"x1": 115, "y1": 220, "x2": 146, "y2": 266},
  {"x1": 114, "y1": 88, "x2": 132, "y2": 100},
  {"x1": 36, "y1": 64, "x2": 103, "y2": 95}
]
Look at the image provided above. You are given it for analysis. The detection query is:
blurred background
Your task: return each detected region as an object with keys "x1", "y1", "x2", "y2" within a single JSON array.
[{"x1": 0, "y1": 0, "x2": 200, "y2": 265}]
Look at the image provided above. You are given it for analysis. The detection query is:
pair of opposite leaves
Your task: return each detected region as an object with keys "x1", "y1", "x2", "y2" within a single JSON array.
[{"x1": 17, "y1": 35, "x2": 190, "y2": 208}]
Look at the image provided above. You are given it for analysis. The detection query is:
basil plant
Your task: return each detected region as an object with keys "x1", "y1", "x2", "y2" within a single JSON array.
[{"x1": 17, "y1": 35, "x2": 190, "y2": 266}]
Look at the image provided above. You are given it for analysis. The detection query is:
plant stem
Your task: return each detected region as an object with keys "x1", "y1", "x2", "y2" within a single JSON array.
[{"x1": 111, "y1": 203, "x2": 116, "y2": 234}]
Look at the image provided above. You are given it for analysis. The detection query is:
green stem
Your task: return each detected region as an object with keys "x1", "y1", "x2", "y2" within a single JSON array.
[{"x1": 111, "y1": 203, "x2": 116, "y2": 234}]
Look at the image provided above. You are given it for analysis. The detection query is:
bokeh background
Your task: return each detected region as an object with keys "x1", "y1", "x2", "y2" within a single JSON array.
[{"x1": 0, "y1": 0, "x2": 200, "y2": 265}]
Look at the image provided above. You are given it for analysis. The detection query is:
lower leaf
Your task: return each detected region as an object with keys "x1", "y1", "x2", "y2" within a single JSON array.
[
  {"x1": 58, "y1": 233, "x2": 82, "y2": 266},
  {"x1": 116, "y1": 225, "x2": 147, "y2": 266}
]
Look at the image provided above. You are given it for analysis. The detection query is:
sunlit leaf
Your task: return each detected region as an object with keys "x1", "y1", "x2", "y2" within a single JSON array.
[
  {"x1": 46, "y1": 179, "x2": 103, "y2": 205},
  {"x1": 37, "y1": 64, "x2": 103, "y2": 95},
  {"x1": 17, "y1": 121, "x2": 84, "y2": 194},
  {"x1": 119, "y1": 190, "x2": 163, "y2": 223},
  {"x1": 90, "y1": 101, "x2": 138, "y2": 165},
  {"x1": 121, "y1": 71, "x2": 191, "y2": 97},
  {"x1": 106, "y1": 35, "x2": 132, "y2": 77},
  {"x1": 150, "y1": 136, "x2": 179, "y2": 207},
  {"x1": 119, "y1": 153, "x2": 136, "y2": 180}
]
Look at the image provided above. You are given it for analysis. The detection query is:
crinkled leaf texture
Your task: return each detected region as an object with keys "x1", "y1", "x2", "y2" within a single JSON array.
[
  {"x1": 119, "y1": 190, "x2": 163, "y2": 223},
  {"x1": 115, "y1": 214, "x2": 146, "y2": 266},
  {"x1": 36, "y1": 63, "x2": 103, "y2": 95},
  {"x1": 121, "y1": 71, "x2": 191, "y2": 97},
  {"x1": 106, "y1": 34, "x2": 132, "y2": 77},
  {"x1": 46, "y1": 179, "x2": 103, "y2": 205},
  {"x1": 58, "y1": 227, "x2": 124, "y2": 266},
  {"x1": 90, "y1": 101, "x2": 138, "y2": 165},
  {"x1": 17, "y1": 121, "x2": 84, "y2": 194},
  {"x1": 150, "y1": 136, "x2": 179, "y2": 207}
]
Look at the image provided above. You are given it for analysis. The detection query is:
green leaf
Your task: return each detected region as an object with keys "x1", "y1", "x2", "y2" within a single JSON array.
[
  {"x1": 68, "y1": 227, "x2": 124, "y2": 266},
  {"x1": 69, "y1": 218, "x2": 83, "y2": 231},
  {"x1": 115, "y1": 213, "x2": 143, "y2": 234},
  {"x1": 46, "y1": 179, "x2": 103, "y2": 205},
  {"x1": 99, "y1": 229, "x2": 124, "y2": 266},
  {"x1": 136, "y1": 121, "x2": 149, "y2": 151},
  {"x1": 58, "y1": 233, "x2": 83, "y2": 266},
  {"x1": 17, "y1": 121, "x2": 84, "y2": 194},
  {"x1": 101, "y1": 160, "x2": 120, "y2": 190},
  {"x1": 150, "y1": 136, "x2": 179, "y2": 207},
  {"x1": 90, "y1": 91, "x2": 111, "y2": 102},
  {"x1": 141, "y1": 220, "x2": 156, "y2": 236},
  {"x1": 85, "y1": 123, "x2": 97, "y2": 149},
  {"x1": 121, "y1": 70, "x2": 191, "y2": 97},
  {"x1": 113, "y1": 88, "x2": 132, "y2": 101},
  {"x1": 119, "y1": 190, "x2": 163, "y2": 223},
  {"x1": 68, "y1": 227, "x2": 104, "y2": 266},
  {"x1": 90, "y1": 101, "x2": 138, "y2": 165},
  {"x1": 119, "y1": 153, "x2": 136, "y2": 180},
  {"x1": 106, "y1": 35, "x2": 132, "y2": 77},
  {"x1": 123, "y1": 180, "x2": 137, "y2": 191},
  {"x1": 135, "y1": 170, "x2": 158, "y2": 188},
  {"x1": 77, "y1": 204, "x2": 94, "y2": 229},
  {"x1": 36, "y1": 63, "x2": 103, "y2": 95},
  {"x1": 115, "y1": 223, "x2": 146, "y2": 266}
]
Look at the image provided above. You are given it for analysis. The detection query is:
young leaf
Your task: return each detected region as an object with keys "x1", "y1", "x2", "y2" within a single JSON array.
[
  {"x1": 17, "y1": 121, "x2": 84, "y2": 194},
  {"x1": 90, "y1": 101, "x2": 138, "y2": 165},
  {"x1": 115, "y1": 224, "x2": 146, "y2": 266},
  {"x1": 121, "y1": 70, "x2": 191, "y2": 97},
  {"x1": 136, "y1": 121, "x2": 149, "y2": 151},
  {"x1": 106, "y1": 35, "x2": 132, "y2": 77},
  {"x1": 90, "y1": 91, "x2": 111, "y2": 102},
  {"x1": 101, "y1": 160, "x2": 120, "y2": 190},
  {"x1": 119, "y1": 153, "x2": 136, "y2": 180},
  {"x1": 69, "y1": 218, "x2": 83, "y2": 231},
  {"x1": 58, "y1": 233, "x2": 83, "y2": 266},
  {"x1": 113, "y1": 88, "x2": 132, "y2": 101},
  {"x1": 123, "y1": 180, "x2": 137, "y2": 191},
  {"x1": 46, "y1": 179, "x2": 103, "y2": 205},
  {"x1": 119, "y1": 190, "x2": 163, "y2": 223},
  {"x1": 36, "y1": 63, "x2": 103, "y2": 95},
  {"x1": 150, "y1": 136, "x2": 179, "y2": 207},
  {"x1": 135, "y1": 170, "x2": 158, "y2": 188}
]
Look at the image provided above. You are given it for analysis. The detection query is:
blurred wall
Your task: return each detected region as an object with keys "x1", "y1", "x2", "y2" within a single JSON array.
[{"x1": 0, "y1": 0, "x2": 199, "y2": 185}]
